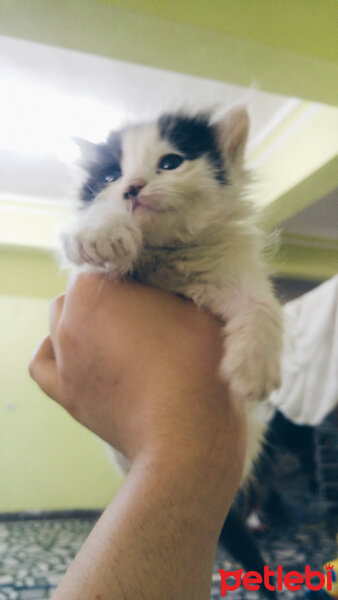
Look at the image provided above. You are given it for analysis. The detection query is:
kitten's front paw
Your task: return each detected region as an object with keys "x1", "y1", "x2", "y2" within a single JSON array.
[
  {"x1": 61, "y1": 219, "x2": 142, "y2": 276},
  {"x1": 219, "y1": 333, "x2": 281, "y2": 403}
]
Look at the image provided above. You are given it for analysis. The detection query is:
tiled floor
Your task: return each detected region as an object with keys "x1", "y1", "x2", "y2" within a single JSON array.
[
  {"x1": 0, "y1": 516, "x2": 94, "y2": 599},
  {"x1": 0, "y1": 498, "x2": 336, "y2": 600}
]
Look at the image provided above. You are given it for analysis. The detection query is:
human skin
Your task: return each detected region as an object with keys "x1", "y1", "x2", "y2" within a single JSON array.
[{"x1": 29, "y1": 272, "x2": 247, "y2": 600}]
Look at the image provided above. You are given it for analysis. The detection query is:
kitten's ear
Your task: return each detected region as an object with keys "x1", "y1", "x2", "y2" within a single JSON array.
[
  {"x1": 72, "y1": 137, "x2": 100, "y2": 167},
  {"x1": 216, "y1": 106, "x2": 249, "y2": 164}
]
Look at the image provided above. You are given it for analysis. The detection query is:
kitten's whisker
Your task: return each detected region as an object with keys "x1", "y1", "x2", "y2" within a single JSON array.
[
  {"x1": 125, "y1": 191, "x2": 135, "y2": 212},
  {"x1": 84, "y1": 183, "x2": 97, "y2": 201},
  {"x1": 95, "y1": 275, "x2": 107, "y2": 296},
  {"x1": 127, "y1": 193, "x2": 133, "y2": 211}
]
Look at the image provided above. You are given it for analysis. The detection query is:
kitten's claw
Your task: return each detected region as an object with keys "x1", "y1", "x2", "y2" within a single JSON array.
[
  {"x1": 219, "y1": 346, "x2": 281, "y2": 402},
  {"x1": 61, "y1": 219, "x2": 143, "y2": 276},
  {"x1": 219, "y1": 314, "x2": 282, "y2": 403}
]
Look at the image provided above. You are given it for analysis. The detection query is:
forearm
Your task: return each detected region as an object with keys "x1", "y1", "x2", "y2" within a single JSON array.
[
  {"x1": 30, "y1": 275, "x2": 247, "y2": 600},
  {"x1": 52, "y1": 409, "x2": 246, "y2": 600}
]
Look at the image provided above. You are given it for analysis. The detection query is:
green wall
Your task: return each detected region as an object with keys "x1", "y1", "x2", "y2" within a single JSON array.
[{"x1": 0, "y1": 247, "x2": 122, "y2": 512}]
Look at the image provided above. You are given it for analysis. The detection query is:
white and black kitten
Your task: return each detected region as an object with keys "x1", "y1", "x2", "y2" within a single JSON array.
[{"x1": 61, "y1": 106, "x2": 283, "y2": 479}]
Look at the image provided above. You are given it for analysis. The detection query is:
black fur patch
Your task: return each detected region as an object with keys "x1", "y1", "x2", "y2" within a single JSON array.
[
  {"x1": 80, "y1": 132, "x2": 122, "y2": 203},
  {"x1": 158, "y1": 113, "x2": 227, "y2": 184}
]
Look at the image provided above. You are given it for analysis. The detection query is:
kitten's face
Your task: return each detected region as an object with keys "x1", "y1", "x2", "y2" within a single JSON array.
[{"x1": 77, "y1": 109, "x2": 248, "y2": 244}]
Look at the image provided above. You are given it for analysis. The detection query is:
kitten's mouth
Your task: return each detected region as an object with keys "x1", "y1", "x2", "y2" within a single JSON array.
[{"x1": 128, "y1": 195, "x2": 165, "y2": 215}]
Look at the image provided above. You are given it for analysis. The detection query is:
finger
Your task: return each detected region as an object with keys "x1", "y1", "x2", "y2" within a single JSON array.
[
  {"x1": 49, "y1": 294, "x2": 65, "y2": 342},
  {"x1": 29, "y1": 336, "x2": 60, "y2": 401},
  {"x1": 31, "y1": 334, "x2": 55, "y2": 361}
]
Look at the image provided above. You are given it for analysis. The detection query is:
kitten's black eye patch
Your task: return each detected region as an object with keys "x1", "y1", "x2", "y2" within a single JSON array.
[
  {"x1": 102, "y1": 167, "x2": 121, "y2": 183},
  {"x1": 80, "y1": 131, "x2": 122, "y2": 203},
  {"x1": 81, "y1": 163, "x2": 121, "y2": 202},
  {"x1": 158, "y1": 113, "x2": 227, "y2": 184},
  {"x1": 158, "y1": 153, "x2": 184, "y2": 171}
]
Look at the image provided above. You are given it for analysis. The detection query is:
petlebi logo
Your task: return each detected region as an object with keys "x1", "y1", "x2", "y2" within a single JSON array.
[{"x1": 219, "y1": 564, "x2": 334, "y2": 596}]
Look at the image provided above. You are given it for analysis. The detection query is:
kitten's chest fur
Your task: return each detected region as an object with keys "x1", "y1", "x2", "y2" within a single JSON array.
[
  {"x1": 134, "y1": 222, "x2": 257, "y2": 309},
  {"x1": 134, "y1": 240, "x2": 225, "y2": 306}
]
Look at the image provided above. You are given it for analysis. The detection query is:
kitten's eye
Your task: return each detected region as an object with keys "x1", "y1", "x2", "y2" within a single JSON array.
[
  {"x1": 158, "y1": 153, "x2": 184, "y2": 171},
  {"x1": 102, "y1": 168, "x2": 121, "y2": 183}
]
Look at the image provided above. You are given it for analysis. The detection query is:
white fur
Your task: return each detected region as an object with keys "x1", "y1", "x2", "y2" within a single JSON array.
[{"x1": 61, "y1": 107, "x2": 283, "y2": 481}]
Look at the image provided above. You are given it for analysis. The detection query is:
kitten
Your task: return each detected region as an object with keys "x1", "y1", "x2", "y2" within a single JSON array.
[{"x1": 61, "y1": 106, "x2": 283, "y2": 479}]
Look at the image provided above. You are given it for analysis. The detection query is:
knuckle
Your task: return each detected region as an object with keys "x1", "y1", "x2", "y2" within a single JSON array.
[{"x1": 28, "y1": 357, "x2": 37, "y2": 380}]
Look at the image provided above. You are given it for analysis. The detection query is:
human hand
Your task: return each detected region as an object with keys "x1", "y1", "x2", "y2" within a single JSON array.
[{"x1": 30, "y1": 272, "x2": 245, "y2": 469}]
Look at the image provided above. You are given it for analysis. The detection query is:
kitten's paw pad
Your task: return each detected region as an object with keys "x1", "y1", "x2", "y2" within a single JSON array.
[
  {"x1": 61, "y1": 222, "x2": 142, "y2": 275},
  {"x1": 219, "y1": 344, "x2": 281, "y2": 402}
]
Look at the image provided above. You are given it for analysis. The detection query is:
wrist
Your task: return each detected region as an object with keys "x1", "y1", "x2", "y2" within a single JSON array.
[{"x1": 131, "y1": 398, "x2": 247, "y2": 535}]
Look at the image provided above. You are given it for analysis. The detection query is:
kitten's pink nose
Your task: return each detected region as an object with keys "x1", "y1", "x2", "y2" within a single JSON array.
[{"x1": 123, "y1": 179, "x2": 147, "y2": 199}]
